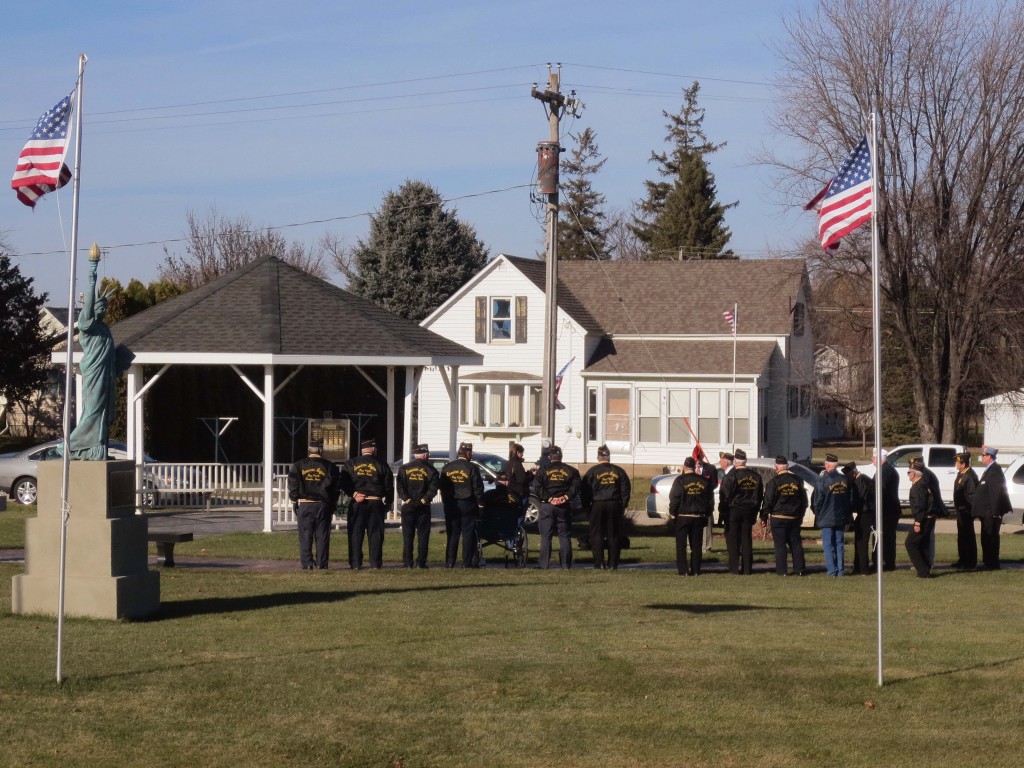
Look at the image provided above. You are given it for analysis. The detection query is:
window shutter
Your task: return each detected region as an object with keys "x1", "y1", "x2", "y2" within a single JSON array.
[
  {"x1": 475, "y1": 296, "x2": 487, "y2": 343},
  {"x1": 515, "y1": 296, "x2": 528, "y2": 343}
]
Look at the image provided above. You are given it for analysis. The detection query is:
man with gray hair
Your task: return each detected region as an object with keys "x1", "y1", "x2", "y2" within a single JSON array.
[{"x1": 905, "y1": 459, "x2": 937, "y2": 577}]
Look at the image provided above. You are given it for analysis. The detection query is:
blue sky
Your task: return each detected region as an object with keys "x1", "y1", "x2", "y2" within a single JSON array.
[{"x1": 2, "y1": 0, "x2": 818, "y2": 303}]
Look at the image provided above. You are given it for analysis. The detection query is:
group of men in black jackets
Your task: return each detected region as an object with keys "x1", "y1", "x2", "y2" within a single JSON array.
[{"x1": 290, "y1": 437, "x2": 1012, "y2": 575}]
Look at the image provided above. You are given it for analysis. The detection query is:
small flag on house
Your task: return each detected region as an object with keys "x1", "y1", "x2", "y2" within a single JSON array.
[
  {"x1": 805, "y1": 136, "x2": 873, "y2": 250},
  {"x1": 554, "y1": 356, "x2": 575, "y2": 410},
  {"x1": 11, "y1": 93, "x2": 75, "y2": 208},
  {"x1": 722, "y1": 309, "x2": 736, "y2": 336}
]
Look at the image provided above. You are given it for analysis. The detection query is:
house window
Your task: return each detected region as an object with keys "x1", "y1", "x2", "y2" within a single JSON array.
[
  {"x1": 728, "y1": 390, "x2": 750, "y2": 445},
  {"x1": 490, "y1": 298, "x2": 512, "y2": 341},
  {"x1": 788, "y1": 385, "x2": 799, "y2": 418},
  {"x1": 638, "y1": 389, "x2": 661, "y2": 443},
  {"x1": 667, "y1": 389, "x2": 690, "y2": 443},
  {"x1": 799, "y1": 386, "x2": 811, "y2": 418},
  {"x1": 489, "y1": 386, "x2": 506, "y2": 426},
  {"x1": 587, "y1": 388, "x2": 598, "y2": 441},
  {"x1": 472, "y1": 386, "x2": 486, "y2": 427},
  {"x1": 697, "y1": 390, "x2": 719, "y2": 444},
  {"x1": 529, "y1": 386, "x2": 542, "y2": 427},
  {"x1": 793, "y1": 302, "x2": 806, "y2": 336},
  {"x1": 508, "y1": 386, "x2": 525, "y2": 427},
  {"x1": 605, "y1": 388, "x2": 630, "y2": 441},
  {"x1": 459, "y1": 386, "x2": 469, "y2": 426}
]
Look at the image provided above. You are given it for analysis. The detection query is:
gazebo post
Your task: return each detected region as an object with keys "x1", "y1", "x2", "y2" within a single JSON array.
[
  {"x1": 386, "y1": 366, "x2": 396, "y2": 467},
  {"x1": 262, "y1": 365, "x2": 274, "y2": 533},
  {"x1": 402, "y1": 366, "x2": 415, "y2": 462}
]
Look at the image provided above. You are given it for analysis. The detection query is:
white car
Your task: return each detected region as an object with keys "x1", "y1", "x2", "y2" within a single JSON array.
[
  {"x1": 646, "y1": 458, "x2": 820, "y2": 528},
  {"x1": 998, "y1": 455, "x2": 1024, "y2": 525}
]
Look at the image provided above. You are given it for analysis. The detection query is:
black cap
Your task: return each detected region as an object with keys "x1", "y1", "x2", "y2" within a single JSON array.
[
  {"x1": 458, "y1": 441, "x2": 473, "y2": 454},
  {"x1": 775, "y1": 455, "x2": 789, "y2": 466},
  {"x1": 909, "y1": 458, "x2": 926, "y2": 472},
  {"x1": 597, "y1": 444, "x2": 611, "y2": 457},
  {"x1": 548, "y1": 445, "x2": 562, "y2": 458},
  {"x1": 413, "y1": 443, "x2": 429, "y2": 455},
  {"x1": 719, "y1": 451, "x2": 734, "y2": 461},
  {"x1": 360, "y1": 438, "x2": 376, "y2": 450},
  {"x1": 734, "y1": 448, "x2": 747, "y2": 461},
  {"x1": 682, "y1": 456, "x2": 696, "y2": 469},
  {"x1": 308, "y1": 439, "x2": 323, "y2": 453},
  {"x1": 824, "y1": 453, "x2": 839, "y2": 464},
  {"x1": 841, "y1": 461, "x2": 857, "y2": 475},
  {"x1": 955, "y1": 451, "x2": 971, "y2": 464}
]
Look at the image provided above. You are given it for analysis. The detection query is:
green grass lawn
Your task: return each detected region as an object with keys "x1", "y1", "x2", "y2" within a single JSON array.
[{"x1": 3, "y1": 523, "x2": 1024, "y2": 767}]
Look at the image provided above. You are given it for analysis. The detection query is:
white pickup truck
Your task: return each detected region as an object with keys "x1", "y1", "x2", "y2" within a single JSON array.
[{"x1": 858, "y1": 444, "x2": 966, "y2": 508}]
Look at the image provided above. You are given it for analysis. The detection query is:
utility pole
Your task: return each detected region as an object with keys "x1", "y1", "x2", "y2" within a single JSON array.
[{"x1": 531, "y1": 63, "x2": 582, "y2": 444}]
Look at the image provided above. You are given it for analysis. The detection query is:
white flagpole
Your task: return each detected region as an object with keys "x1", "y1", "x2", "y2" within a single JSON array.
[
  {"x1": 56, "y1": 52, "x2": 88, "y2": 685},
  {"x1": 869, "y1": 112, "x2": 885, "y2": 687},
  {"x1": 731, "y1": 302, "x2": 737, "y2": 451}
]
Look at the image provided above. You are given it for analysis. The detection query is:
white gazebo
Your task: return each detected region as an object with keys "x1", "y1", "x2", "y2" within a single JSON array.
[{"x1": 61, "y1": 256, "x2": 481, "y2": 530}]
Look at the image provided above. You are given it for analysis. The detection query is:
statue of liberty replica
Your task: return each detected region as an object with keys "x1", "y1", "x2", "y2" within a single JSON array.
[{"x1": 67, "y1": 243, "x2": 135, "y2": 459}]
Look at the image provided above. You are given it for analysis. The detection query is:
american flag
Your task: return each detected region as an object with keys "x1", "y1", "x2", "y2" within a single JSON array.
[
  {"x1": 11, "y1": 94, "x2": 74, "y2": 208},
  {"x1": 805, "y1": 136, "x2": 873, "y2": 250},
  {"x1": 553, "y1": 356, "x2": 574, "y2": 410},
  {"x1": 722, "y1": 309, "x2": 736, "y2": 336}
]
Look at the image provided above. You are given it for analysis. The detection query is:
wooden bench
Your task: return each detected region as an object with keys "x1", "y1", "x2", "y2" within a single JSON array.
[{"x1": 148, "y1": 532, "x2": 193, "y2": 568}]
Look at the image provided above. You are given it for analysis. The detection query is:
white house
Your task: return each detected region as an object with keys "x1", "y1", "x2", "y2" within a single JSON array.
[
  {"x1": 982, "y1": 390, "x2": 1024, "y2": 451},
  {"x1": 417, "y1": 255, "x2": 814, "y2": 472}
]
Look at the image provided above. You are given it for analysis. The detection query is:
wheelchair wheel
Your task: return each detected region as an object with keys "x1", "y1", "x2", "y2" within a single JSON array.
[{"x1": 514, "y1": 526, "x2": 529, "y2": 568}]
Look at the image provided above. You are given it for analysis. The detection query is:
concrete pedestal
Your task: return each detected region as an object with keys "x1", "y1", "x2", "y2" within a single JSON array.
[{"x1": 11, "y1": 459, "x2": 160, "y2": 620}]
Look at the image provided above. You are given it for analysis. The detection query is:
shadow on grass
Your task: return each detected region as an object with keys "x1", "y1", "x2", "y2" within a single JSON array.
[
  {"x1": 886, "y1": 654, "x2": 1024, "y2": 686},
  {"x1": 644, "y1": 603, "x2": 791, "y2": 615},
  {"x1": 151, "y1": 582, "x2": 520, "y2": 621}
]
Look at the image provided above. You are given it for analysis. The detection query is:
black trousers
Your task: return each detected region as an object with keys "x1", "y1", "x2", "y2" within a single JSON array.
[
  {"x1": 979, "y1": 516, "x2": 1002, "y2": 569},
  {"x1": 955, "y1": 508, "x2": 978, "y2": 568},
  {"x1": 769, "y1": 517, "x2": 805, "y2": 576},
  {"x1": 401, "y1": 503, "x2": 431, "y2": 567},
  {"x1": 538, "y1": 502, "x2": 573, "y2": 569},
  {"x1": 880, "y1": 508, "x2": 901, "y2": 571},
  {"x1": 350, "y1": 499, "x2": 386, "y2": 569},
  {"x1": 589, "y1": 499, "x2": 623, "y2": 569},
  {"x1": 852, "y1": 513, "x2": 877, "y2": 574},
  {"x1": 297, "y1": 500, "x2": 332, "y2": 569},
  {"x1": 674, "y1": 517, "x2": 705, "y2": 574},
  {"x1": 725, "y1": 513, "x2": 756, "y2": 574},
  {"x1": 445, "y1": 498, "x2": 479, "y2": 567},
  {"x1": 905, "y1": 517, "x2": 936, "y2": 576}
]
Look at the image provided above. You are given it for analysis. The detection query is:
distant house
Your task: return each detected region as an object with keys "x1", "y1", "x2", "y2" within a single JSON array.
[
  {"x1": 814, "y1": 345, "x2": 855, "y2": 439},
  {"x1": 416, "y1": 255, "x2": 814, "y2": 471},
  {"x1": 0, "y1": 306, "x2": 77, "y2": 438},
  {"x1": 982, "y1": 391, "x2": 1024, "y2": 451}
]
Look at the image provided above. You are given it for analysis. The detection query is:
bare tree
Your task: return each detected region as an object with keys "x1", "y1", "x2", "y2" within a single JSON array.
[
  {"x1": 160, "y1": 209, "x2": 330, "y2": 289},
  {"x1": 605, "y1": 207, "x2": 649, "y2": 262},
  {"x1": 772, "y1": 0, "x2": 1024, "y2": 442}
]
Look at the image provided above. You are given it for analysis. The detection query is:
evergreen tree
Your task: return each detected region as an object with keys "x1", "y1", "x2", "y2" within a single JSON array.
[
  {"x1": 632, "y1": 81, "x2": 737, "y2": 259},
  {"x1": 345, "y1": 180, "x2": 489, "y2": 321},
  {"x1": 0, "y1": 252, "x2": 53, "y2": 413},
  {"x1": 557, "y1": 128, "x2": 610, "y2": 260}
]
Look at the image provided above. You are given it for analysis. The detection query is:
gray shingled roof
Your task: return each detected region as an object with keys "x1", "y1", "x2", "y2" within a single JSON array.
[
  {"x1": 105, "y1": 256, "x2": 481, "y2": 364},
  {"x1": 504, "y1": 256, "x2": 807, "y2": 336},
  {"x1": 584, "y1": 339, "x2": 778, "y2": 376}
]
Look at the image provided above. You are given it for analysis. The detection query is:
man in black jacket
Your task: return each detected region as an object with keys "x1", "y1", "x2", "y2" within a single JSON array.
[
  {"x1": 531, "y1": 444, "x2": 581, "y2": 569},
  {"x1": 973, "y1": 445, "x2": 1011, "y2": 570},
  {"x1": 439, "y1": 442, "x2": 486, "y2": 568},
  {"x1": 288, "y1": 439, "x2": 342, "y2": 569},
  {"x1": 580, "y1": 444, "x2": 631, "y2": 570},
  {"x1": 396, "y1": 443, "x2": 440, "y2": 569},
  {"x1": 905, "y1": 460, "x2": 937, "y2": 578},
  {"x1": 951, "y1": 451, "x2": 980, "y2": 570},
  {"x1": 344, "y1": 438, "x2": 394, "y2": 570},
  {"x1": 761, "y1": 456, "x2": 808, "y2": 576},
  {"x1": 874, "y1": 449, "x2": 901, "y2": 571},
  {"x1": 718, "y1": 449, "x2": 764, "y2": 575},
  {"x1": 669, "y1": 457, "x2": 713, "y2": 575},
  {"x1": 843, "y1": 461, "x2": 876, "y2": 575}
]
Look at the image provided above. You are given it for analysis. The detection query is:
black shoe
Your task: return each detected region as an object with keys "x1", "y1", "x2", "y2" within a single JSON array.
[{"x1": 916, "y1": 571, "x2": 932, "y2": 579}]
